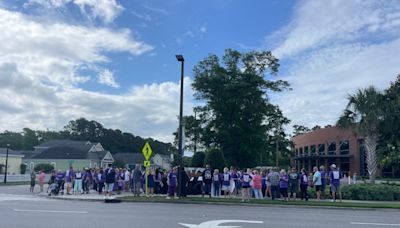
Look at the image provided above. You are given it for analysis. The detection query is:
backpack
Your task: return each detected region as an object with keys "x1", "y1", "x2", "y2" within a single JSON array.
[{"x1": 204, "y1": 170, "x2": 212, "y2": 180}]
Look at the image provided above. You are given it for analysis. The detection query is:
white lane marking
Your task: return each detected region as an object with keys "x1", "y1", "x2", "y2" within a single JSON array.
[
  {"x1": 13, "y1": 209, "x2": 88, "y2": 214},
  {"x1": 0, "y1": 193, "x2": 50, "y2": 202},
  {"x1": 351, "y1": 222, "x2": 400, "y2": 226},
  {"x1": 179, "y1": 220, "x2": 263, "y2": 228}
]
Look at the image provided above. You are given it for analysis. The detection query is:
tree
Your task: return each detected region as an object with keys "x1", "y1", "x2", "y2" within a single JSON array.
[
  {"x1": 113, "y1": 159, "x2": 126, "y2": 169},
  {"x1": 204, "y1": 148, "x2": 226, "y2": 170},
  {"x1": 20, "y1": 163, "x2": 27, "y2": 174},
  {"x1": 292, "y1": 125, "x2": 311, "y2": 136},
  {"x1": 34, "y1": 163, "x2": 55, "y2": 173},
  {"x1": 378, "y1": 75, "x2": 400, "y2": 176},
  {"x1": 190, "y1": 152, "x2": 205, "y2": 167},
  {"x1": 337, "y1": 86, "x2": 384, "y2": 183},
  {"x1": 192, "y1": 49, "x2": 290, "y2": 168}
]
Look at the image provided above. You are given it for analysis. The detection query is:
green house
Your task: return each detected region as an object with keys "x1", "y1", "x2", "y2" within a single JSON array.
[{"x1": 23, "y1": 140, "x2": 114, "y2": 172}]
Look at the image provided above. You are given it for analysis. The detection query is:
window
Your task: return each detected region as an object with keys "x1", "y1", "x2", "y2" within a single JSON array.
[
  {"x1": 340, "y1": 157, "x2": 350, "y2": 176},
  {"x1": 304, "y1": 146, "x2": 309, "y2": 156},
  {"x1": 310, "y1": 145, "x2": 316, "y2": 155},
  {"x1": 340, "y1": 140, "x2": 350, "y2": 155},
  {"x1": 328, "y1": 142, "x2": 336, "y2": 155},
  {"x1": 318, "y1": 144, "x2": 325, "y2": 155},
  {"x1": 299, "y1": 147, "x2": 303, "y2": 156}
]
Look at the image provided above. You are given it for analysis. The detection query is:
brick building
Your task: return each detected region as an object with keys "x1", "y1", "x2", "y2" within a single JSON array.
[{"x1": 291, "y1": 126, "x2": 368, "y2": 176}]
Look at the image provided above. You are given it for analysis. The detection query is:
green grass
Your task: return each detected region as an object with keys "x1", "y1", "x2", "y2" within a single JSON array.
[{"x1": 120, "y1": 196, "x2": 400, "y2": 210}]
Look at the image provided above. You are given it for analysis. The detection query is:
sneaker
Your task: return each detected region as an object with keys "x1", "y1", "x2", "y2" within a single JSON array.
[
  {"x1": 174, "y1": 196, "x2": 179, "y2": 199},
  {"x1": 166, "y1": 197, "x2": 171, "y2": 199}
]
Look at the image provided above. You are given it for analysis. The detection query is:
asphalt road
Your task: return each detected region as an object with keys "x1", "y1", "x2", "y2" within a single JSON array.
[{"x1": 1, "y1": 186, "x2": 400, "y2": 228}]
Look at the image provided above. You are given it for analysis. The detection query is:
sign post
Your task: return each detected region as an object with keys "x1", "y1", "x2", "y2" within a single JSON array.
[{"x1": 142, "y1": 142, "x2": 152, "y2": 197}]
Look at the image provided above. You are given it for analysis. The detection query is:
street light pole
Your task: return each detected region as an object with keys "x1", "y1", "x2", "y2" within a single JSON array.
[
  {"x1": 4, "y1": 144, "x2": 10, "y2": 183},
  {"x1": 176, "y1": 54, "x2": 184, "y2": 198}
]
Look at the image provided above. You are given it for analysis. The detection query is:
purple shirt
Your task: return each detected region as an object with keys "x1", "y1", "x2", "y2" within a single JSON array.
[
  {"x1": 329, "y1": 171, "x2": 341, "y2": 186},
  {"x1": 279, "y1": 174, "x2": 288, "y2": 188},
  {"x1": 300, "y1": 174, "x2": 308, "y2": 186},
  {"x1": 168, "y1": 172, "x2": 177, "y2": 187},
  {"x1": 241, "y1": 173, "x2": 252, "y2": 188},
  {"x1": 66, "y1": 169, "x2": 75, "y2": 182},
  {"x1": 56, "y1": 172, "x2": 65, "y2": 181},
  {"x1": 320, "y1": 170, "x2": 326, "y2": 185}
]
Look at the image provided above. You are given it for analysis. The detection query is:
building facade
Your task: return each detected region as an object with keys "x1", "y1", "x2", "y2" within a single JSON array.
[
  {"x1": 292, "y1": 127, "x2": 368, "y2": 177},
  {"x1": 0, "y1": 148, "x2": 24, "y2": 174}
]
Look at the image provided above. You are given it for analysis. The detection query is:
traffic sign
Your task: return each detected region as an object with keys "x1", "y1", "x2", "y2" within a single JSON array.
[
  {"x1": 142, "y1": 142, "x2": 152, "y2": 160},
  {"x1": 143, "y1": 160, "x2": 150, "y2": 167}
]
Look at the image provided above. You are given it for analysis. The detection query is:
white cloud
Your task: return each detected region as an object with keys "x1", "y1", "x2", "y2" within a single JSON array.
[
  {"x1": 268, "y1": 0, "x2": 400, "y2": 132},
  {"x1": 0, "y1": 7, "x2": 192, "y2": 143},
  {"x1": 143, "y1": 5, "x2": 169, "y2": 15},
  {"x1": 0, "y1": 8, "x2": 152, "y2": 88},
  {"x1": 98, "y1": 69, "x2": 119, "y2": 88},
  {"x1": 25, "y1": 0, "x2": 124, "y2": 24}
]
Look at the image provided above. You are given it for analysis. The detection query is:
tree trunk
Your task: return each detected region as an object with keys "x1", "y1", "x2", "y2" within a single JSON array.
[{"x1": 364, "y1": 135, "x2": 378, "y2": 184}]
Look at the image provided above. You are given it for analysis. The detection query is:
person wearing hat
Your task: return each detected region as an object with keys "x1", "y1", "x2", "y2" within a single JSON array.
[{"x1": 329, "y1": 164, "x2": 342, "y2": 202}]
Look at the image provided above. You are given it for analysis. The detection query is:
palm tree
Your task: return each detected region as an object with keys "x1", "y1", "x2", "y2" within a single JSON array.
[{"x1": 337, "y1": 86, "x2": 384, "y2": 183}]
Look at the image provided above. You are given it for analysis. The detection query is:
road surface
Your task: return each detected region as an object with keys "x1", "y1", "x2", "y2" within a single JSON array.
[{"x1": 0, "y1": 185, "x2": 399, "y2": 228}]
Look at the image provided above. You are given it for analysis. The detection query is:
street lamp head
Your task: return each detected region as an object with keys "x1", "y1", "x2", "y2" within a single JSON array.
[
  {"x1": 6, "y1": 144, "x2": 10, "y2": 148},
  {"x1": 175, "y1": 54, "x2": 184, "y2": 62}
]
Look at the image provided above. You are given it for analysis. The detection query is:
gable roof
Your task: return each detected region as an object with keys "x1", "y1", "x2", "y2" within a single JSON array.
[
  {"x1": 35, "y1": 140, "x2": 94, "y2": 149},
  {"x1": 113, "y1": 153, "x2": 144, "y2": 164},
  {"x1": 0, "y1": 148, "x2": 24, "y2": 157},
  {"x1": 30, "y1": 140, "x2": 109, "y2": 160}
]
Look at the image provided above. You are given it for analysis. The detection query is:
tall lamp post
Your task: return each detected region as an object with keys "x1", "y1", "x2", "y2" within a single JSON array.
[
  {"x1": 176, "y1": 54, "x2": 184, "y2": 197},
  {"x1": 3, "y1": 144, "x2": 10, "y2": 183}
]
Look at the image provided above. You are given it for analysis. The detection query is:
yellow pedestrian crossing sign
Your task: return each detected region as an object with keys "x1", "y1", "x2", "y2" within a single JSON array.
[
  {"x1": 143, "y1": 160, "x2": 150, "y2": 167},
  {"x1": 142, "y1": 142, "x2": 152, "y2": 160}
]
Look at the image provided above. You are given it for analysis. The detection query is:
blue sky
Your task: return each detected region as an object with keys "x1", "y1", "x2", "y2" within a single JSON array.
[{"x1": 0, "y1": 0, "x2": 399, "y2": 144}]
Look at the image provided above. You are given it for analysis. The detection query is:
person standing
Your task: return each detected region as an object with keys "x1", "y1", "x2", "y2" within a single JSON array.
[
  {"x1": 279, "y1": 169, "x2": 289, "y2": 202},
  {"x1": 252, "y1": 170, "x2": 263, "y2": 200},
  {"x1": 167, "y1": 167, "x2": 178, "y2": 199},
  {"x1": 320, "y1": 165, "x2": 327, "y2": 198},
  {"x1": 261, "y1": 170, "x2": 267, "y2": 198},
  {"x1": 105, "y1": 165, "x2": 116, "y2": 197},
  {"x1": 132, "y1": 164, "x2": 142, "y2": 197},
  {"x1": 30, "y1": 171, "x2": 36, "y2": 193},
  {"x1": 180, "y1": 167, "x2": 189, "y2": 197},
  {"x1": 202, "y1": 165, "x2": 213, "y2": 198},
  {"x1": 74, "y1": 169, "x2": 83, "y2": 194},
  {"x1": 329, "y1": 164, "x2": 342, "y2": 202},
  {"x1": 268, "y1": 168, "x2": 280, "y2": 200},
  {"x1": 288, "y1": 168, "x2": 299, "y2": 201},
  {"x1": 55, "y1": 169, "x2": 65, "y2": 195},
  {"x1": 221, "y1": 167, "x2": 231, "y2": 198},
  {"x1": 97, "y1": 169, "x2": 105, "y2": 194},
  {"x1": 313, "y1": 166, "x2": 322, "y2": 200},
  {"x1": 240, "y1": 169, "x2": 252, "y2": 202},
  {"x1": 38, "y1": 170, "x2": 46, "y2": 193},
  {"x1": 212, "y1": 169, "x2": 221, "y2": 197},
  {"x1": 300, "y1": 168, "x2": 308, "y2": 201},
  {"x1": 124, "y1": 168, "x2": 131, "y2": 192},
  {"x1": 65, "y1": 166, "x2": 75, "y2": 195}
]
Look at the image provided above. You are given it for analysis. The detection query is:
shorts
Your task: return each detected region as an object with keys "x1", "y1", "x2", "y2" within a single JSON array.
[
  {"x1": 66, "y1": 182, "x2": 72, "y2": 188},
  {"x1": 321, "y1": 184, "x2": 326, "y2": 192},
  {"x1": 289, "y1": 183, "x2": 298, "y2": 193},
  {"x1": 315, "y1": 185, "x2": 321, "y2": 191},
  {"x1": 221, "y1": 185, "x2": 229, "y2": 191},
  {"x1": 105, "y1": 183, "x2": 114, "y2": 192},
  {"x1": 330, "y1": 184, "x2": 340, "y2": 193}
]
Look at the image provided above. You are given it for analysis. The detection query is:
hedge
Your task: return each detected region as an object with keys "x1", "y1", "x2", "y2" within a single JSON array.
[
  {"x1": 34, "y1": 163, "x2": 55, "y2": 174},
  {"x1": 306, "y1": 184, "x2": 400, "y2": 201}
]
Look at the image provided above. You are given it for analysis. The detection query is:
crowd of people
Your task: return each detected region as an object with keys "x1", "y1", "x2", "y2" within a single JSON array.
[{"x1": 29, "y1": 163, "x2": 344, "y2": 202}]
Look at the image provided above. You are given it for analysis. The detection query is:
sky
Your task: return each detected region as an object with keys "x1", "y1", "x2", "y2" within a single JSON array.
[{"x1": 0, "y1": 0, "x2": 399, "y2": 143}]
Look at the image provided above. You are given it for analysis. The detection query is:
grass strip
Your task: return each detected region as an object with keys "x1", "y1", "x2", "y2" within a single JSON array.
[{"x1": 120, "y1": 196, "x2": 400, "y2": 210}]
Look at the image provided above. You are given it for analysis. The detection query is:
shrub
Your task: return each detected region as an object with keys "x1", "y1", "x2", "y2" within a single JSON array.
[
  {"x1": 34, "y1": 163, "x2": 54, "y2": 174},
  {"x1": 20, "y1": 163, "x2": 27, "y2": 174},
  {"x1": 341, "y1": 184, "x2": 400, "y2": 201}
]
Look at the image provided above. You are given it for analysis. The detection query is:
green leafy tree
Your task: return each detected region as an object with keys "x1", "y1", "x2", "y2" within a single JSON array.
[
  {"x1": 113, "y1": 159, "x2": 126, "y2": 169},
  {"x1": 292, "y1": 125, "x2": 311, "y2": 136},
  {"x1": 378, "y1": 75, "x2": 400, "y2": 176},
  {"x1": 337, "y1": 86, "x2": 384, "y2": 183},
  {"x1": 34, "y1": 163, "x2": 55, "y2": 173},
  {"x1": 190, "y1": 152, "x2": 205, "y2": 167},
  {"x1": 204, "y1": 148, "x2": 226, "y2": 170},
  {"x1": 192, "y1": 49, "x2": 290, "y2": 168}
]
